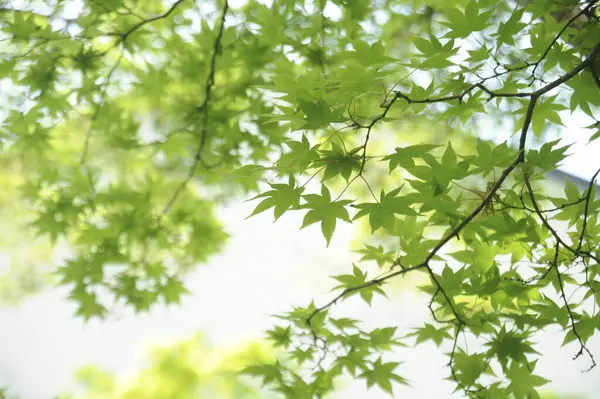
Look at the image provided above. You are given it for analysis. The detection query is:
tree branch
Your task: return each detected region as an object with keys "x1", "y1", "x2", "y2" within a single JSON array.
[
  {"x1": 161, "y1": 0, "x2": 229, "y2": 215},
  {"x1": 305, "y1": 38, "x2": 600, "y2": 346},
  {"x1": 119, "y1": 0, "x2": 187, "y2": 43},
  {"x1": 551, "y1": 241, "x2": 596, "y2": 371},
  {"x1": 529, "y1": 2, "x2": 597, "y2": 80}
]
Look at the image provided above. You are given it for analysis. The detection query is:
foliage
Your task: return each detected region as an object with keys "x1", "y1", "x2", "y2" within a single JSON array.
[
  {"x1": 0, "y1": 153, "x2": 59, "y2": 303},
  {"x1": 1, "y1": 0, "x2": 600, "y2": 397},
  {"x1": 57, "y1": 336, "x2": 277, "y2": 399},
  {"x1": 0, "y1": 387, "x2": 18, "y2": 399}
]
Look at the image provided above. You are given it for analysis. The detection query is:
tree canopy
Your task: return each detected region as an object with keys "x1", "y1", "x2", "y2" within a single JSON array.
[{"x1": 1, "y1": 0, "x2": 600, "y2": 397}]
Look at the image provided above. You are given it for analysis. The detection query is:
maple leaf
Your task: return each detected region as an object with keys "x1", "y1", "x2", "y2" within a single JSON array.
[
  {"x1": 359, "y1": 357, "x2": 408, "y2": 394},
  {"x1": 247, "y1": 176, "x2": 304, "y2": 220},
  {"x1": 352, "y1": 186, "x2": 417, "y2": 232},
  {"x1": 299, "y1": 185, "x2": 353, "y2": 246}
]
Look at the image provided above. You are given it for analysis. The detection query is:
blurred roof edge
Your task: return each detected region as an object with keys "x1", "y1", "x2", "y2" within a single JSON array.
[{"x1": 550, "y1": 168, "x2": 600, "y2": 190}]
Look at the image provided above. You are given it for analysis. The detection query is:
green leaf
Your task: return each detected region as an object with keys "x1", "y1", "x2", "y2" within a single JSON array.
[
  {"x1": 411, "y1": 323, "x2": 453, "y2": 347},
  {"x1": 452, "y1": 350, "x2": 491, "y2": 387},
  {"x1": 441, "y1": 1, "x2": 494, "y2": 38},
  {"x1": 69, "y1": 286, "x2": 108, "y2": 321},
  {"x1": 516, "y1": 95, "x2": 566, "y2": 137},
  {"x1": 355, "y1": 244, "x2": 396, "y2": 268},
  {"x1": 247, "y1": 176, "x2": 305, "y2": 220},
  {"x1": 369, "y1": 326, "x2": 401, "y2": 350},
  {"x1": 241, "y1": 361, "x2": 284, "y2": 387},
  {"x1": 300, "y1": 185, "x2": 353, "y2": 245},
  {"x1": 485, "y1": 327, "x2": 539, "y2": 370},
  {"x1": 359, "y1": 357, "x2": 408, "y2": 395},
  {"x1": 160, "y1": 276, "x2": 188, "y2": 305},
  {"x1": 442, "y1": 142, "x2": 457, "y2": 166},
  {"x1": 315, "y1": 142, "x2": 361, "y2": 182},
  {"x1": 299, "y1": 98, "x2": 333, "y2": 129},
  {"x1": 506, "y1": 361, "x2": 550, "y2": 399},
  {"x1": 383, "y1": 144, "x2": 442, "y2": 171},
  {"x1": 266, "y1": 325, "x2": 292, "y2": 348},
  {"x1": 277, "y1": 135, "x2": 321, "y2": 171},
  {"x1": 353, "y1": 186, "x2": 417, "y2": 232},
  {"x1": 331, "y1": 264, "x2": 386, "y2": 305},
  {"x1": 589, "y1": 128, "x2": 600, "y2": 143}
]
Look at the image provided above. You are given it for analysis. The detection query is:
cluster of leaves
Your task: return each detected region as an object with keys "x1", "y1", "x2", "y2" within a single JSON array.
[
  {"x1": 2, "y1": 0, "x2": 600, "y2": 397},
  {"x1": 241, "y1": 0, "x2": 600, "y2": 398},
  {"x1": 0, "y1": 0, "x2": 291, "y2": 317}
]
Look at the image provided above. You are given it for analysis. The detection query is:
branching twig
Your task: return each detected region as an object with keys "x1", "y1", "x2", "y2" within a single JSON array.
[
  {"x1": 448, "y1": 322, "x2": 485, "y2": 398},
  {"x1": 529, "y1": 2, "x2": 596, "y2": 81},
  {"x1": 80, "y1": 49, "x2": 125, "y2": 166},
  {"x1": 525, "y1": 177, "x2": 600, "y2": 265},
  {"x1": 357, "y1": 93, "x2": 402, "y2": 173},
  {"x1": 306, "y1": 264, "x2": 427, "y2": 332},
  {"x1": 591, "y1": 57, "x2": 600, "y2": 88},
  {"x1": 118, "y1": 0, "x2": 186, "y2": 44},
  {"x1": 498, "y1": 195, "x2": 588, "y2": 213},
  {"x1": 576, "y1": 166, "x2": 600, "y2": 252},
  {"x1": 305, "y1": 38, "x2": 600, "y2": 352},
  {"x1": 161, "y1": 0, "x2": 229, "y2": 215},
  {"x1": 552, "y1": 242, "x2": 596, "y2": 371}
]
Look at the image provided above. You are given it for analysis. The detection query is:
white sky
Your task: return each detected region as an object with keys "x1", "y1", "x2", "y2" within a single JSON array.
[{"x1": 556, "y1": 113, "x2": 600, "y2": 181}]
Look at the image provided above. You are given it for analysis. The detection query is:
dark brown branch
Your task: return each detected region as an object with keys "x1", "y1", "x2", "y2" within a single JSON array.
[
  {"x1": 448, "y1": 322, "x2": 485, "y2": 398},
  {"x1": 427, "y1": 287, "x2": 459, "y2": 324},
  {"x1": 576, "y1": 166, "x2": 600, "y2": 252},
  {"x1": 552, "y1": 242, "x2": 596, "y2": 371},
  {"x1": 394, "y1": 83, "x2": 532, "y2": 106},
  {"x1": 498, "y1": 196, "x2": 587, "y2": 213},
  {"x1": 392, "y1": 39, "x2": 600, "y2": 110},
  {"x1": 538, "y1": 41, "x2": 600, "y2": 95},
  {"x1": 161, "y1": 0, "x2": 229, "y2": 215},
  {"x1": 80, "y1": 49, "x2": 125, "y2": 165},
  {"x1": 119, "y1": 0, "x2": 186, "y2": 43},
  {"x1": 529, "y1": 2, "x2": 596, "y2": 80},
  {"x1": 358, "y1": 93, "x2": 401, "y2": 173},
  {"x1": 305, "y1": 39, "x2": 600, "y2": 343},
  {"x1": 423, "y1": 266, "x2": 465, "y2": 323},
  {"x1": 590, "y1": 56, "x2": 600, "y2": 89},
  {"x1": 524, "y1": 177, "x2": 600, "y2": 265},
  {"x1": 306, "y1": 263, "x2": 427, "y2": 330}
]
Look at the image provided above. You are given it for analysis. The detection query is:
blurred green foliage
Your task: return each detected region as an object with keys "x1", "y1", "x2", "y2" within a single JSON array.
[
  {"x1": 58, "y1": 336, "x2": 277, "y2": 399},
  {"x1": 0, "y1": 0, "x2": 599, "y2": 397}
]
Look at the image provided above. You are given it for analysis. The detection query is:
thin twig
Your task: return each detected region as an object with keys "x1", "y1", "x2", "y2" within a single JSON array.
[
  {"x1": 529, "y1": 2, "x2": 596, "y2": 81},
  {"x1": 552, "y1": 242, "x2": 596, "y2": 371},
  {"x1": 161, "y1": 0, "x2": 229, "y2": 215},
  {"x1": 576, "y1": 166, "x2": 600, "y2": 251},
  {"x1": 80, "y1": 49, "x2": 124, "y2": 165},
  {"x1": 305, "y1": 38, "x2": 600, "y2": 345}
]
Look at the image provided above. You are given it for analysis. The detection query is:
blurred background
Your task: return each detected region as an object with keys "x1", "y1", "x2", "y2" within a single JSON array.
[
  {"x1": 1, "y1": 137, "x2": 599, "y2": 399},
  {"x1": 0, "y1": 0, "x2": 599, "y2": 398}
]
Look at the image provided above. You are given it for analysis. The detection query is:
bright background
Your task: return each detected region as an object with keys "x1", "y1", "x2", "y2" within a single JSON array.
[
  {"x1": 1, "y1": 128, "x2": 600, "y2": 398},
  {"x1": 1, "y1": 0, "x2": 600, "y2": 397}
]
